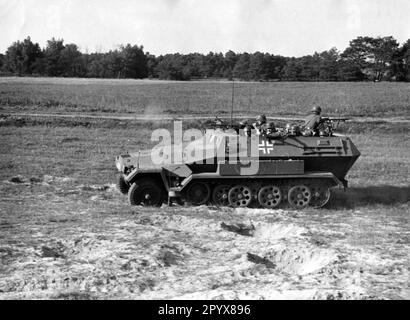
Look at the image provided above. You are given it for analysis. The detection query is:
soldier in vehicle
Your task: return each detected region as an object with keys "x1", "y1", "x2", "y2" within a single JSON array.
[
  {"x1": 244, "y1": 125, "x2": 252, "y2": 137},
  {"x1": 239, "y1": 120, "x2": 248, "y2": 128},
  {"x1": 285, "y1": 123, "x2": 302, "y2": 136},
  {"x1": 265, "y1": 122, "x2": 276, "y2": 135},
  {"x1": 253, "y1": 114, "x2": 267, "y2": 135},
  {"x1": 303, "y1": 106, "x2": 322, "y2": 136},
  {"x1": 265, "y1": 122, "x2": 286, "y2": 139}
]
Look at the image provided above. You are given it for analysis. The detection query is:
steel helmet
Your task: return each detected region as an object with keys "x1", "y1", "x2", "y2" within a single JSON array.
[
  {"x1": 256, "y1": 114, "x2": 267, "y2": 123},
  {"x1": 290, "y1": 125, "x2": 301, "y2": 135},
  {"x1": 312, "y1": 106, "x2": 322, "y2": 115},
  {"x1": 239, "y1": 120, "x2": 248, "y2": 128},
  {"x1": 267, "y1": 122, "x2": 276, "y2": 130}
]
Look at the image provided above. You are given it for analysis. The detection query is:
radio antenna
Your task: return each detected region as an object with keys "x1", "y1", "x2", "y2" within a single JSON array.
[{"x1": 230, "y1": 79, "x2": 235, "y2": 125}]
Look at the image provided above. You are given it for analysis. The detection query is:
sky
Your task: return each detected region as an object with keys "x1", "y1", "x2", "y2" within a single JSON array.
[{"x1": 1, "y1": 0, "x2": 410, "y2": 56}]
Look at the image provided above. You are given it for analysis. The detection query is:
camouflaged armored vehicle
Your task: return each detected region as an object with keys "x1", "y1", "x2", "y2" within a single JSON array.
[{"x1": 115, "y1": 117, "x2": 360, "y2": 209}]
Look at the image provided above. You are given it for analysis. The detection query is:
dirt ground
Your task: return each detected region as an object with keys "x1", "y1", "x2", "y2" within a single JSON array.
[{"x1": 0, "y1": 174, "x2": 408, "y2": 300}]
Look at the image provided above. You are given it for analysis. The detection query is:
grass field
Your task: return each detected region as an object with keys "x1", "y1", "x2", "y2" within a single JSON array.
[
  {"x1": 1, "y1": 77, "x2": 410, "y2": 118},
  {"x1": 0, "y1": 78, "x2": 409, "y2": 299}
]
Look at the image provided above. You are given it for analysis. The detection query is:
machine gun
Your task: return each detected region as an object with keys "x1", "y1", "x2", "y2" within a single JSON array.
[
  {"x1": 263, "y1": 129, "x2": 289, "y2": 140},
  {"x1": 320, "y1": 117, "x2": 350, "y2": 123},
  {"x1": 209, "y1": 116, "x2": 247, "y2": 133},
  {"x1": 317, "y1": 117, "x2": 350, "y2": 136}
]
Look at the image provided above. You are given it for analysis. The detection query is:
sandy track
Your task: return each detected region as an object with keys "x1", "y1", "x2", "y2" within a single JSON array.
[{"x1": 2, "y1": 112, "x2": 410, "y2": 124}]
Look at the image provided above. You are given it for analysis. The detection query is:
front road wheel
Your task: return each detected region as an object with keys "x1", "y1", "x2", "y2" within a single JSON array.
[{"x1": 185, "y1": 182, "x2": 211, "y2": 205}]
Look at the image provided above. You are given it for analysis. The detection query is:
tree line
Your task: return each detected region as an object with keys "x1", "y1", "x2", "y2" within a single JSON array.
[{"x1": 1, "y1": 36, "x2": 410, "y2": 81}]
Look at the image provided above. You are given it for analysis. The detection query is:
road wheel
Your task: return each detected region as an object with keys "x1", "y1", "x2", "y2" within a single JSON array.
[
  {"x1": 309, "y1": 185, "x2": 331, "y2": 208},
  {"x1": 186, "y1": 182, "x2": 210, "y2": 205},
  {"x1": 117, "y1": 175, "x2": 129, "y2": 195},
  {"x1": 258, "y1": 185, "x2": 282, "y2": 208},
  {"x1": 288, "y1": 185, "x2": 311, "y2": 209},
  {"x1": 128, "y1": 180, "x2": 164, "y2": 207},
  {"x1": 212, "y1": 184, "x2": 230, "y2": 206},
  {"x1": 228, "y1": 185, "x2": 252, "y2": 208}
]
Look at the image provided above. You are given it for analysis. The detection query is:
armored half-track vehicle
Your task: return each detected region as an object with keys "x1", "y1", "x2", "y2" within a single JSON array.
[{"x1": 115, "y1": 117, "x2": 360, "y2": 209}]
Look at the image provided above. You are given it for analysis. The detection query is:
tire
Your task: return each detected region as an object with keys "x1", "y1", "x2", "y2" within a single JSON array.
[
  {"x1": 128, "y1": 179, "x2": 164, "y2": 207},
  {"x1": 117, "y1": 175, "x2": 130, "y2": 195}
]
